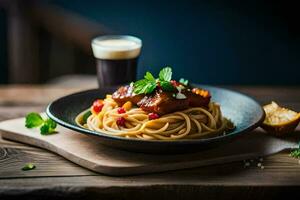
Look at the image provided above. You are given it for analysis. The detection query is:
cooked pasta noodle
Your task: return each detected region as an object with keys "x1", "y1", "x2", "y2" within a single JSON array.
[{"x1": 75, "y1": 96, "x2": 234, "y2": 140}]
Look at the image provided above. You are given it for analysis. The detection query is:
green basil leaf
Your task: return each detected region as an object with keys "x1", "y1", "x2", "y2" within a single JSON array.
[
  {"x1": 133, "y1": 79, "x2": 149, "y2": 94},
  {"x1": 25, "y1": 113, "x2": 44, "y2": 128},
  {"x1": 144, "y1": 72, "x2": 155, "y2": 81},
  {"x1": 159, "y1": 67, "x2": 172, "y2": 81},
  {"x1": 25, "y1": 112, "x2": 58, "y2": 135},
  {"x1": 143, "y1": 81, "x2": 157, "y2": 94},
  {"x1": 134, "y1": 79, "x2": 157, "y2": 94}
]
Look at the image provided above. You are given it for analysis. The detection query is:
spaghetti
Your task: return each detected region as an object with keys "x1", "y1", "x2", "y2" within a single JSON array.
[{"x1": 75, "y1": 95, "x2": 234, "y2": 140}]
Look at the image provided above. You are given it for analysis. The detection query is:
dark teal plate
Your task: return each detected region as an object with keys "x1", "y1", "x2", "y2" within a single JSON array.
[{"x1": 46, "y1": 85, "x2": 265, "y2": 154}]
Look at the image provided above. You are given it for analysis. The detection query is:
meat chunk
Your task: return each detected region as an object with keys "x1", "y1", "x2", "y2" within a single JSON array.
[
  {"x1": 112, "y1": 85, "x2": 211, "y2": 115},
  {"x1": 112, "y1": 85, "x2": 144, "y2": 106},
  {"x1": 137, "y1": 90, "x2": 189, "y2": 115},
  {"x1": 184, "y1": 88, "x2": 211, "y2": 107},
  {"x1": 137, "y1": 88, "x2": 211, "y2": 115}
]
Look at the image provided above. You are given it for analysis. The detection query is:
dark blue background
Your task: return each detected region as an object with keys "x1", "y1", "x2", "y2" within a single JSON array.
[
  {"x1": 1, "y1": 0, "x2": 299, "y2": 84},
  {"x1": 50, "y1": 0, "x2": 299, "y2": 84}
]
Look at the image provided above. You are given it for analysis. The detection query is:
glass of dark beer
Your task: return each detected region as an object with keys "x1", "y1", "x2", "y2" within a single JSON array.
[{"x1": 91, "y1": 35, "x2": 142, "y2": 87}]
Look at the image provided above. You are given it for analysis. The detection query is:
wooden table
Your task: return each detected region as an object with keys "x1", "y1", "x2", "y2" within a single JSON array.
[{"x1": 1, "y1": 85, "x2": 300, "y2": 200}]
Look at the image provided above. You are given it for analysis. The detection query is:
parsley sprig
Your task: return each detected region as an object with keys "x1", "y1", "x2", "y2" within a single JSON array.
[
  {"x1": 133, "y1": 67, "x2": 175, "y2": 94},
  {"x1": 22, "y1": 163, "x2": 36, "y2": 171},
  {"x1": 25, "y1": 113, "x2": 57, "y2": 135},
  {"x1": 290, "y1": 149, "x2": 300, "y2": 158},
  {"x1": 134, "y1": 72, "x2": 157, "y2": 95},
  {"x1": 290, "y1": 142, "x2": 300, "y2": 158}
]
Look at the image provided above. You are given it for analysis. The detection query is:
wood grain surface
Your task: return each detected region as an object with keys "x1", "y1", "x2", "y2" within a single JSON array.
[
  {"x1": 1, "y1": 84, "x2": 300, "y2": 200},
  {"x1": 1, "y1": 116, "x2": 297, "y2": 176}
]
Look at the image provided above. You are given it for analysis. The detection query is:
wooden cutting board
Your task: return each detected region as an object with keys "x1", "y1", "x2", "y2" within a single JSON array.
[{"x1": 0, "y1": 116, "x2": 297, "y2": 176}]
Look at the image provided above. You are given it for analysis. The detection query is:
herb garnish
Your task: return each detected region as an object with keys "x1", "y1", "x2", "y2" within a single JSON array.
[
  {"x1": 82, "y1": 110, "x2": 92, "y2": 124},
  {"x1": 134, "y1": 77, "x2": 157, "y2": 95},
  {"x1": 158, "y1": 67, "x2": 174, "y2": 92},
  {"x1": 40, "y1": 119, "x2": 57, "y2": 135},
  {"x1": 160, "y1": 80, "x2": 174, "y2": 92},
  {"x1": 290, "y1": 149, "x2": 300, "y2": 158},
  {"x1": 290, "y1": 142, "x2": 300, "y2": 158},
  {"x1": 159, "y1": 67, "x2": 172, "y2": 82},
  {"x1": 25, "y1": 112, "x2": 57, "y2": 135},
  {"x1": 25, "y1": 113, "x2": 44, "y2": 128},
  {"x1": 179, "y1": 78, "x2": 189, "y2": 86},
  {"x1": 22, "y1": 163, "x2": 36, "y2": 171},
  {"x1": 133, "y1": 67, "x2": 175, "y2": 94}
]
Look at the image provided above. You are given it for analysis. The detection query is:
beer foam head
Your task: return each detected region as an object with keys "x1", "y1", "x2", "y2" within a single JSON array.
[{"x1": 91, "y1": 35, "x2": 142, "y2": 60}]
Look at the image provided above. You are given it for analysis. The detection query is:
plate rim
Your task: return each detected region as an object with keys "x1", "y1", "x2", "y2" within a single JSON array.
[{"x1": 46, "y1": 85, "x2": 265, "y2": 144}]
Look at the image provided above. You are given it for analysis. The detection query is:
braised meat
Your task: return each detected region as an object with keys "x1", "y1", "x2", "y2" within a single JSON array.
[
  {"x1": 112, "y1": 85, "x2": 144, "y2": 106},
  {"x1": 112, "y1": 85, "x2": 211, "y2": 115},
  {"x1": 137, "y1": 89, "x2": 211, "y2": 115},
  {"x1": 137, "y1": 90, "x2": 189, "y2": 115},
  {"x1": 184, "y1": 88, "x2": 211, "y2": 107}
]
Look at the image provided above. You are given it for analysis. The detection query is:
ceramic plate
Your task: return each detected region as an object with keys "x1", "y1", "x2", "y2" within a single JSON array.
[{"x1": 46, "y1": 85, "x2": 265, "y2": 153}]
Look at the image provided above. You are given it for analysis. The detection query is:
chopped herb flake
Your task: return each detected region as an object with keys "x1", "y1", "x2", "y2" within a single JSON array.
[
  {"x1": 82, "y1": 111, "x2": 92, "y2": 124},
  {"x1": 22, "y1": 163, "x2": 36, "y2": 171},
  {"x1": 290, "y1": 149, "x2": 300, "y2": 158},
  {"x1": 179, "y1": 78, "x2": 189, "y2": 85}
]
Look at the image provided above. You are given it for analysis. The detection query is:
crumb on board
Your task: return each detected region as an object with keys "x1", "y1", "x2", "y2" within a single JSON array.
[{"x1": 243, "y1": 157, "x2": 265, "y2": 170}]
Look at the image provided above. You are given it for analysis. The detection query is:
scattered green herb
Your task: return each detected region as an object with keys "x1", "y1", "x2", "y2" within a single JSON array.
[
  {"x1": 290, "y1": 142, "x2": 300, "y2": 158},
  {"x1": 22, "y1": 163, "x2": 36, "y2": 171},
  {"x1": 133, "y1": 67, "x2": 174, "y2": 94},
  {"x1": 25, "y1": 113, "x2": 44, "y2": 128},
  {"x1": 40, "y1": 119, "x2": 57, "y2": 135},
  {"x1": 25, "y1": 113, "x2": 57, "y2": 135},
  {"x1": 290, "y1": 143, "x2": 300, "y2": 158},
  {"x1": 82, "y1": 111, "x2": 92, "y2": 124},
  {"x1": 179, "y1": 78, "x2": 189, "y2": 86},
  {"x1": 290, "y1": 149, "x2": 300, "y2": 158}
]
